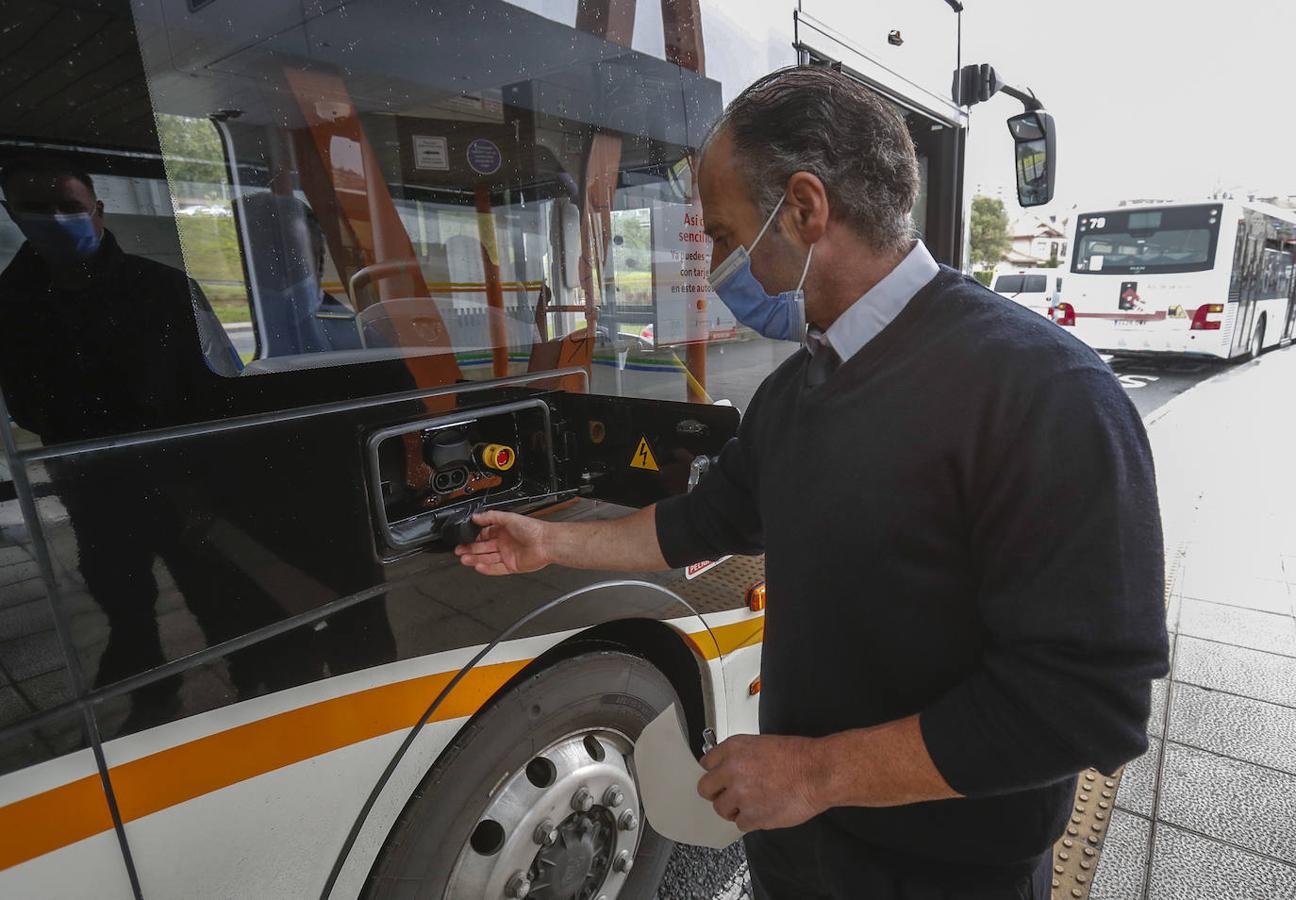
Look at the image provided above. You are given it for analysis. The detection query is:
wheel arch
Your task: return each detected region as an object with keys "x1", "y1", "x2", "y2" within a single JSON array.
[{"x1": 490, "y1": 617, "x2": 714, "y2": 758}]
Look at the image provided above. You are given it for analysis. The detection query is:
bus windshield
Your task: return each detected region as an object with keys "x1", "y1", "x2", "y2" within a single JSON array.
[{"x1": 1071, "y1": 204, "x2": 1222, "y2": 275}]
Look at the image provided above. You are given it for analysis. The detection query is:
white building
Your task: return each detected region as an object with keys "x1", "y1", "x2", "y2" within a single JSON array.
[{"x1": 1003, "y1": 212, "x2": 1069, "y2": 268}]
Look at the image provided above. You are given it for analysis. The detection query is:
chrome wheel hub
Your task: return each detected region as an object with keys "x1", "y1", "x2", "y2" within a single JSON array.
[{"x1": 446, "y1": 729, "x2": 643, "y2": 900}]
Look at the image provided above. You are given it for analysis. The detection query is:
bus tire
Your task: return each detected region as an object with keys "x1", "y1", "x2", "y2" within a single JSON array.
[
  {"x1": 364, "y1": 651, "x2": 678, "y2": 900},
  {"x1": 1249, "y1": 315, "x2": 1266, "y2": 360}
]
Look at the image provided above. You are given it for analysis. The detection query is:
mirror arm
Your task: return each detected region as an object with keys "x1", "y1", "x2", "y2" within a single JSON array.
[
  {"x1": 952, "y1": 63, "x2": 1044, "y2": 111},
  {"x1": 999, "y1": 84, "x2": 1044, "y2": 113}
]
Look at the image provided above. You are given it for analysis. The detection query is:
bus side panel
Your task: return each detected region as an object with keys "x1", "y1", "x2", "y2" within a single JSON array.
[
  {"x1": 71, "y1": 596, "x2": 739, "y2": 898},
  {"x1": 0, "y1": 739, "x2": 134, "y2": 898},
  {"x1": 0, "y1": 412, "x2": 136, "y2": 896}
]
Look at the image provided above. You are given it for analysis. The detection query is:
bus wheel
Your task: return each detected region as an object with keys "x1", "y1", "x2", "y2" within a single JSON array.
[
  {"x1": 364, "y1": 651, "x2": 677, "y2": 900},
  {"x1": 1250, "y1": 316, "x2": 1266, "y2": 360}
]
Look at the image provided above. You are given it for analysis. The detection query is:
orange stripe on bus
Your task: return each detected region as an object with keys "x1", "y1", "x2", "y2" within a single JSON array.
[
  {"x1": 109, "y1": 658, "x2": 528, "y2": 825},
  {"x1": 0, "y1": 774, "x2": 116, "y2": 872},
  {"x1": 0, "y1": 620, "x2": 762, "y2": 871},
  {"x1": 0, "y1": 659, "x2": 525, "y2": 872}
]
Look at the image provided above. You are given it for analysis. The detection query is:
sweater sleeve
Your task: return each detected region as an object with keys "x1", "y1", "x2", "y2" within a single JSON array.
[
  {"x1": 655, "y1": 396, "x2": 765, "y2": 569},
  {"x1": 919, "y1": 366, "x2": 1169, "y2": 797}
]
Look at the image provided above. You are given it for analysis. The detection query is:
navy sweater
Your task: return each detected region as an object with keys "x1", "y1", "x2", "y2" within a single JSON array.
[{"x1": 656, "y1": 267, "x2": 1169, "y2": 877}]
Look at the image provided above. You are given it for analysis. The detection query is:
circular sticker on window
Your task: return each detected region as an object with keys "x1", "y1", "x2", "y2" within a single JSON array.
[{"x1": 466, "y1": 138, "x2": 502, "y2": 176}]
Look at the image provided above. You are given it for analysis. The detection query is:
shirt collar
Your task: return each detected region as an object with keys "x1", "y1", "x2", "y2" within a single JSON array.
[{"x1": 821, "y1": 240, "x2": 939, "y2": 363}]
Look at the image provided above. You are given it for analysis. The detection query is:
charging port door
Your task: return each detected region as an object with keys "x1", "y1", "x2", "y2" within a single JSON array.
[{"x1": 553, "y1": 394, "x2": 739, "y2": 508}]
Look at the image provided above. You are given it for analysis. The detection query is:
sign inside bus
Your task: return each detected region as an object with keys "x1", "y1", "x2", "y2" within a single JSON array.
[{"x1": 651, "y1": 198, "x2": 737, "y2": 346}]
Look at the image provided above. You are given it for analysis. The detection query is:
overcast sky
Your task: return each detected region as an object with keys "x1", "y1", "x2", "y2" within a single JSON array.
[{"x1": 959, "y1": 0, "x2": 1296, "y2": 215}]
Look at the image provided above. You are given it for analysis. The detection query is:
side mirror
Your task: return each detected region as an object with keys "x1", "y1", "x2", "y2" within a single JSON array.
[{"x1": 1007, "y1": 111, "x2": 1057, "y2": 207}]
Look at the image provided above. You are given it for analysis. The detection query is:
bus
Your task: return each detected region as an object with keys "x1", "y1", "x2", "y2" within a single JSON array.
[
  {"x1": 0, "y1": 1, "x2": 1049, "y2": 897},
  {"x1": 1056, "y1": 201, "x2": 1296, "y2": 359}
]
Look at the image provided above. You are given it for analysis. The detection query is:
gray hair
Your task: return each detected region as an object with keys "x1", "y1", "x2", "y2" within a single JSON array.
[{"x1": 708, "y1": 66, "x2": 920, "y2": 254}]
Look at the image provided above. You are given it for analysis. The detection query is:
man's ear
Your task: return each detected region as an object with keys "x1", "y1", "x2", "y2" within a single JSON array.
[{"x1": 783, "y1": 171, "x2": 829, "y2": 245}]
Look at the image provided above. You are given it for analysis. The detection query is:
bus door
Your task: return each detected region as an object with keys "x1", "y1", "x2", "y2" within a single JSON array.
[
  {"x1": 1279, "y1": 236, "x2": 1296, "y2": 343},
  {"x1": 794, "y1": 4, "x2": 968, "y2": 268},
  {"x1": 1228, "y1": 210, "x2": 1267, "y2": 357}
]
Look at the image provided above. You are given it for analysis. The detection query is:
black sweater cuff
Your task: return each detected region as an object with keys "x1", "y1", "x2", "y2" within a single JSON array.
[{"x1": 655, "y1": 494, "x2": 712, "y2": 569}]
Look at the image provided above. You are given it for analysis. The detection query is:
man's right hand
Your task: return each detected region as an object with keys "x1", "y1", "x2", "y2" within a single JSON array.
[
  {"x1": 454, "y1": 504, "x2": 670, "y2": 576},
  {"x1": 455, "y1": 510, "x2": 551, "y2": 576}
]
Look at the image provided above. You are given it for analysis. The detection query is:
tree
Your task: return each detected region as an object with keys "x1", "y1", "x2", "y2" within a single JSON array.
[
  {"x1": 970, "y1": 195, "x2": 1012, "y2": 271},
  {"x1": 155, "y1": 114, "x2": 226, "y2": 187}
]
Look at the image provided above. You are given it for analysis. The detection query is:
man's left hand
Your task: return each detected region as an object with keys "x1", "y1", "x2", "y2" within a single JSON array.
[{"x1": 697, "y1": 734, "x2": 828, "y2": 832}]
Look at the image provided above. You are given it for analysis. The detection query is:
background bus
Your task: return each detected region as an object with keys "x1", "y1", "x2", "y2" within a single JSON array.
[{"x1": 1057, "y1": 200, "x2": 1296, "y2": 359}]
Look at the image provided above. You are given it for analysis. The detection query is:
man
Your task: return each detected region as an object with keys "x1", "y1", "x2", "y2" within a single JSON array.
[
  {"x1": 0, "y1": 158, "x2": 297, "y2": 730},
  {"x1": 455, "y1": 67, "x2": 1168, "y2": 899},
  {"x1": 0, "y1": 156, "x2": 240, "y2": 442}
]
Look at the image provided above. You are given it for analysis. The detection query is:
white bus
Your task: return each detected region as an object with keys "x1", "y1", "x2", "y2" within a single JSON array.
[
  {"x1": 0, "y1": 1, "x2": 1052, "y2": 898},
  {"x1": 1056, "y1": 201, "x2": 1296, "y2": 359}
]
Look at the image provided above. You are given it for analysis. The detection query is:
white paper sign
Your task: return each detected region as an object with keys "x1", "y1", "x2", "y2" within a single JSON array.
[
  {"x1": 649, "y1": 199, "x2": 708, "y2": 346},
  {"x1": 1089, "y1": 254, "x2": 1104, "y2": 272},
  {"x1": 633, "y1": 704, "x2": 743, "y2": 849},
  {"x1": 412, "y1": 135, "x2": 449, "y2": 171}
]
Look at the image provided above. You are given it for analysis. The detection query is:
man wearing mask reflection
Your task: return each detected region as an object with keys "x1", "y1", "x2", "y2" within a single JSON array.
[
  {"x1": 0, "y1": 158, "x2": 298, "y2": 732},
  {"x1": 0, "y1": 157, "x2": 240, "y2": 439}
]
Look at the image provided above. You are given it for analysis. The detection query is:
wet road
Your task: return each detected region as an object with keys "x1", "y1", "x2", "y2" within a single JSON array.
[{"x1": 1104, "y1": 353, "x2": 1229, "y2": 419}]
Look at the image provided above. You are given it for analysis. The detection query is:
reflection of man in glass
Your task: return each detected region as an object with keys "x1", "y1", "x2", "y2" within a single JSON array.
[
  {"x1": 241, "y1": 193, "x2": 366, "y2": 355},
  {"x1": 0, "y1": 157, "x2": 240, "y2": 434},
  {"x1": 0, "y1": 158, "x2": 301, "y2": 730}
]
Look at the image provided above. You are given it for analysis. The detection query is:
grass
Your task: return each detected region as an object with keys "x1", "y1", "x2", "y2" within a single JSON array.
[
  {"x1": 200, "y1": 283, "x2": 252, "y2": 324},
  {"x1": 175, "y1": 214, "x2": 243, "y2": 282}
]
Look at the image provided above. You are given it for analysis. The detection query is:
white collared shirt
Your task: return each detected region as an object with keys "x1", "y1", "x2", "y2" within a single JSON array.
[{"x1": 814, "y1": 240, "x2": 940, "y2": 363}]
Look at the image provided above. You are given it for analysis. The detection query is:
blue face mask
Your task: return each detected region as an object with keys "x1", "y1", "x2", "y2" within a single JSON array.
[
  {"x1": 16, "y1": 212, "x2": 101, "y2": 264},
  {"x1": 707, "y1": 195, "x2": 814, "y2": 342}
]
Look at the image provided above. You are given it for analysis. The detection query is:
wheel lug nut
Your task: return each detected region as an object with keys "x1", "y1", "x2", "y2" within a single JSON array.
[
  {"x1": 603, "y1": 785, "x2": 625, "y2": 807},
  {"x1": 613, "y1": 851, "x2": 633, "y2": 874},
  {"x1": 619, "y1": 810, "x2": 638, "y2": 831},
  {"x1": 571, "y1": 787, "x2": 594, "y2": 812},
  {"x1": 506, "y1": 870, "x2": 531, "y2": 898},
  {"x1": 533, "y1": 820, "x2": 558, "y2": 846}
]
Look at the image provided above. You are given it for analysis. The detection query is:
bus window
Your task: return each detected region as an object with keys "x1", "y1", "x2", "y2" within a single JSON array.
[
  {"x1": 1072, "y1": 204, "x2": 1222, "y2": 275},
  {"x1": 993, "y1": 274, "x2": 1024, "y2": 294}
]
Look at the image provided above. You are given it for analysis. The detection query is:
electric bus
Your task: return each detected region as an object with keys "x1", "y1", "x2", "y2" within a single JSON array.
[
  {"x1": 1056, "y1": 201, "x2": 1296, "y2": 359},
  {"x1": 0, "y1": 1, "x2": 1049, "y2": 897}
]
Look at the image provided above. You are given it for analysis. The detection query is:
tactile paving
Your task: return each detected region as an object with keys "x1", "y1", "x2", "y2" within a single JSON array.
[{"x1": 1056, "y1": 541, "x2": 1186, "y2": 899}]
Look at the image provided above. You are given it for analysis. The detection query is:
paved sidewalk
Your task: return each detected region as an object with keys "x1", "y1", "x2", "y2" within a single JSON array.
[{"x1": 1091, "y1": 347, "x2": 1296, "y2": 899}]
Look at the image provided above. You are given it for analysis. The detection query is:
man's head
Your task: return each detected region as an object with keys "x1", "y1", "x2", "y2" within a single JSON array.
[
  {"x1": 1, "y1": 158, "x2": 105, "y2": 263},
  {"x1": 698, "y1": 66, "x2": 920, "y2": 327}
]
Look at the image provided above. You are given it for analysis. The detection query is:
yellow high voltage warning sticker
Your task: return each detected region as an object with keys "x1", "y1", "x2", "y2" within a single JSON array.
[{"x1": 630, "y1": 435, "x2": 660, "y2": 471}]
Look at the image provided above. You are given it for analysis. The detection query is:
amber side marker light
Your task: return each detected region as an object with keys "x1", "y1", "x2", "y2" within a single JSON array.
[
  {"x1": 748, "y1": 676, "x2": 761, "y2": 696},
  {"x1": 746, "y1": 581, "x2": 766, "y2": 612}
]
